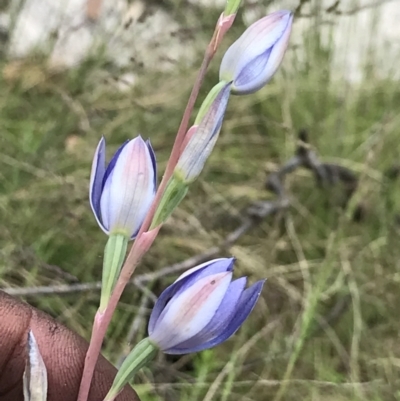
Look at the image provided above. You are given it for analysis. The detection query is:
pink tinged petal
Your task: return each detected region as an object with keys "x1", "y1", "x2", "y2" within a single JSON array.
[
  {"x1": 167, "y1": 279, "x2": 265, "y2": 354},
  {"x1": 89, "y1": 137, "x2": 108, "y2": 232},
  {"x1": 171, "y1": 277, "x2": 247, "y2": 351},
  {"x1": 176, "y1": 82, "x2": 231, "y2": 182},
  {"x1": 149, "y1": 272, "x2": 233, "y2": 351},
  {"x1": 148, "y1": 258, "x2": 235, "y2": 335},
  {"x1": 100, "y1": 136, "x2": 156, "y2": 238},
  {"x1": 180, "y1": 125, "x2": 199, "y2": 155}
]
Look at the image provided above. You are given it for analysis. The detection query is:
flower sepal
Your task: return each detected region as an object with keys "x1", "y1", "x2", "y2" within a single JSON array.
[{"x1": 104, "y1": 338, "x2": 157, "y2": 401}]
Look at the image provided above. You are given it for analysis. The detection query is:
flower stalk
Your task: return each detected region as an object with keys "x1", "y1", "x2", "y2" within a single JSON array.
[
  {"x1": 99, "y1": 234, "x2": 128, "y2": 312},
  {"x1": 103, "y1": 338, "x2": 157, "y2": 401},
  {"x1": 77, "y1": 8, "x2": 242, "y2": 401}
]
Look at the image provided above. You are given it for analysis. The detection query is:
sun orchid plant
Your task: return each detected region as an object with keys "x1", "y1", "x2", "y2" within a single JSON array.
[{"x1": 24, "y1": 4, "x2": 294, "y2": 401}]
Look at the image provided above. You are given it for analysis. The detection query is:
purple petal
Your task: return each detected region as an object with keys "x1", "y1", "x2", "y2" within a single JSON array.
[
  {"x1": 233, "y1": 11, "x2": 292, "y2": 79},
  {"x1": 148, "y1": 258, "x2": 235, "y2": 334},
  {"x1": 149, "y1": 272, "x2": 232, "y2": 350},
  {"x1": 103, "y1": 140, "x2": 130, "y2": 188},
  {"x1": 219, "y1": 10, "x2": 293, "y2": 95},
  {"x1": 146, "y1": 139, "x2": 157, "y2": 189},
  {"x1": 235, "y1": 48, "x2": 272, "y2": 88},
  {"x1": 176, "y1": 257, "x2": 235, "y2": 283},
  {"x1": 98, "y1": 140, "x2": 129, "y2": 232},
  {"x1": 173, "y1": 277, "x2": 247, "y2": 350},
  {"x1": 259, "y1": 18, "x2": 292, "y2": 78},
  {"x1": 166, "y1": 279, "x2": 265, "y2": 354},
  {"x1": 234, "y1": 13, "x2": 293, "y2": 94},
  {"x1": 89, "y1": 137, "x2": 107, "y2": 232}
]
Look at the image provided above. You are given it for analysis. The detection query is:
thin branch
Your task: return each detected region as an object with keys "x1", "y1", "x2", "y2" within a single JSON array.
[
  {"x1": 295, "y1": 0, "x2": 395, "y2": 18},
  {"x1": 4, "y1": 216, "x2": 256, "y2": 298},
  {"x1": 256, "y1": 129, "x2": 359, "y2": 219}
]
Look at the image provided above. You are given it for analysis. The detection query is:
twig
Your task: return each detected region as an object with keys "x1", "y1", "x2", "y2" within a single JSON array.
[
  {"x1": 4, "y1": 216, "x2": 257, "y2": 298},
  {"x1": 256, "y1": 129, "x2": 359, "y2": 219},
  {"x1": 327, "y1": 0, "x2": 396, "y2": 16},
  {"x1": 295, "y1": 0, "x2": 393, "y2": 18}
]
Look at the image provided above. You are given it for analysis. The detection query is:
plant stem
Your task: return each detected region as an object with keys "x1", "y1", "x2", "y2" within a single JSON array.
[
  {"x1": 77, "y1": 233, "x2": 153, "y2": 401},
  {"x1": 77, "y1": 14, "x2": 236, "y2": 401}
]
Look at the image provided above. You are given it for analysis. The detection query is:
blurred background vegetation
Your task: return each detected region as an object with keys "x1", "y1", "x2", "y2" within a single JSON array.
[{"x1": 1, "y1": 0, "x2": 400, "y2": 400}]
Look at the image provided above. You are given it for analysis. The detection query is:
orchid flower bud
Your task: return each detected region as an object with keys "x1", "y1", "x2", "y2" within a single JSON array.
[
  {"x1": 150, "y1": 82, "x2": 231, "y2": 228},
  {"x1": 89, "y1": 136, "x2": 157, "y2": 239},
  {"x1": 175, "y1": 81, "x2": 232, "y2": 183},
  {"x1": 219, "y1": 10, "x2": 293, "y2": 95},
  {"x1": 148, "y1": 258, "x2": 265, "y2": 354}
]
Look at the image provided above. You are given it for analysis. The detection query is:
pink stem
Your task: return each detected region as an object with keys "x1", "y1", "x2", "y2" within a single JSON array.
[
  {"x1": 77, "y1": 13, "x2": 236, "y2": 401},
  {"x1": 78, "y1": 312, "x2": 105, "y2": 398}
]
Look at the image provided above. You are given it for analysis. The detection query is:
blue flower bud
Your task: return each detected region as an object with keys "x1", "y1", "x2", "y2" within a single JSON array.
[
  {"x1": 89, "y1": 136, "x2": 157, "y2": 239},
  {"x1": 175, "y1": 81, "x2": 232, "y2": 183},
  {"x1": 148, "y1": 258, "x2": 265, "y2": 354},
  {"x1": 220, "y1": 10, "x2": 293, "y2": 95}
]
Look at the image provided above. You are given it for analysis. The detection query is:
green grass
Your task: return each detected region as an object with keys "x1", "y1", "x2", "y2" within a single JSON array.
[{"x1": 1, "y1": 4, "x2": 400, "y2": 401}]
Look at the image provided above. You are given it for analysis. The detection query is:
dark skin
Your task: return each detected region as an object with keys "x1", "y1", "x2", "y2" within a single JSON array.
[{"x1": 0, "y1": 290, "x2": 140, "y2": 401}]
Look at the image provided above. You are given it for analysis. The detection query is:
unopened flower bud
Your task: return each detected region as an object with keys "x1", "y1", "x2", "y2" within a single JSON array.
[{"x1": 220, "y1": 10, "x2": 293, "y2": 95}]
